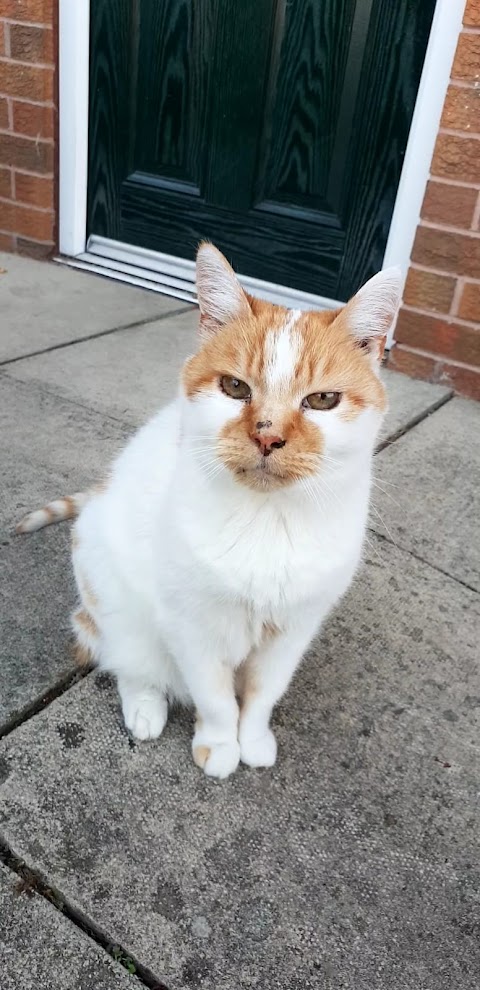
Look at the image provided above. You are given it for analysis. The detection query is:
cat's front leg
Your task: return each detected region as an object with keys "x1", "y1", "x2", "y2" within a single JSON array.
[
  {"x1": 173, "y1": 645, "x2": 240, "y2": 779},
  {"x1": 238, "y1": 616, "x2": 320, "y2": 769}
]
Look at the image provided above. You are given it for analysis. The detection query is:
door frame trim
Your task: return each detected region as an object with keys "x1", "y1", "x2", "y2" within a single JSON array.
[
  {"x1": 58, "y1": 0, "x2": 465, "y2": 336},
  {"x1": 59, "y1": 234, "x2": 345, "y2": 310}
]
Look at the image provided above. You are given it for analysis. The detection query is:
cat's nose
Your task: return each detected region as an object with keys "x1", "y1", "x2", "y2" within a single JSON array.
[{"x1": 251, "y1": 433, "x2": 286, "y2": 457}]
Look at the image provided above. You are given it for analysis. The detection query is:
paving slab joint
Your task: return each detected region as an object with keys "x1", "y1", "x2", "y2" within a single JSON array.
[
  {"x1": 367, "y1": 529, "x2": 480, "y2": 596},
  {"x1": 0, "y1": 664, "x2": 90, "y2": 744},
  {"x1": 375, "y1": 390, "x2": 454, "y2": 454},
  {"x1": 0, "y1": 837, "x2": 170, "y2": 990},
  {"x1": 0, "y1": 306, "x2": 194, "y2": 369}
]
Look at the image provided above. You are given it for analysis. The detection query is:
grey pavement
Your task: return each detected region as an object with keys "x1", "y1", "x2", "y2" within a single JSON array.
[
  {"x1": 372, "y1": 397, "x2": 480, "y2": 592},
  {"x1": 0, "y1": 862, "x2": 138, "y2": 990},
  {"x1": 0, "y1": 251, "x2": 188, "y2": 361},
  {"x1": 0, "y1": 254, "x2": 478, "y2": 990}
]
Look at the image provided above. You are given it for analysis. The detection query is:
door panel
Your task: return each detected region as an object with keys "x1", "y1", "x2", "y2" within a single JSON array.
[{"x1": 88, "y1": 0, "x2": 436, "y2": 299}]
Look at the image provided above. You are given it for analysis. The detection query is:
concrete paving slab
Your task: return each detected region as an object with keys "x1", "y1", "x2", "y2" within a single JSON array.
[
  {"x1": 1, "y1": 537, "x2": 479, "y2": 990},
  {"x1": 0, "y1": 862, "x2": 137, "y2": 990},
  {"x1": 0, "y1": 374, "x2": 130, "y2": 533},
  {"x1": 371, "y1": 397, "x2": 480, "y2": 591},
  {"x1": 380, "y1": 367, "x2": 451, "y2": 444},
  {"x1": 5, "y1": 307, "x2": 198, "y2": 426},
  {"x1": 0, "y1": 527, "x2": 75, "y2": 734},
  {"x1": 0, "y1": 252, "x2": 189, "y2": 362},
  {"x1": 0, "y1": 376, "x2": 130, "y2": 731},
  {"x1": 6, "y1": 309, "x2": 450, "y2": 440}
]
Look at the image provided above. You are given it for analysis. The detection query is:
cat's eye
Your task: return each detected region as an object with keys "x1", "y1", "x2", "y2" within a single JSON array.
[
  {"x1": 220, "y1": 375, "x2": 252, "y2": 401},
  {"x1": 302, "y1": 391, "x2": 341, "y2": 411}
]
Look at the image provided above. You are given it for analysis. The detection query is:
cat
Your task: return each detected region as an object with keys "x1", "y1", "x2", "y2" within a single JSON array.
[{"x1": 17, "y1": 243, "x2": 400, "y2": 779}]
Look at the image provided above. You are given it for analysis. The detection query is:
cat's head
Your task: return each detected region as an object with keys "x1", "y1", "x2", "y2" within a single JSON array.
[{"x1": 182, "y1": 244, "x2": 401, "y2": 491}]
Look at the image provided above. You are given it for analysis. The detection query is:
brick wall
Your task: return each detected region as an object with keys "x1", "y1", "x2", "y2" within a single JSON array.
[
  {"x1": 390, "y1": 0, "x2": 480, "y2": 400},
  {"x1": 0, "y1": 0, "x2": 57, "y2": 259}
]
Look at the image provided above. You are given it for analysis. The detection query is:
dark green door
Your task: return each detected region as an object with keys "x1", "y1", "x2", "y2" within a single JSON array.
[{"x1": 88, "y1": 0, "x2": 436, "y2": 300}]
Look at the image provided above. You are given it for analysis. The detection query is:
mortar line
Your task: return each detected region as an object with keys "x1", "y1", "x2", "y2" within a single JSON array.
[
  {"x1": 374, "y1": 390, "x2": 454, "y2": 454},
  {"x1": 0, "y1": 305, "x2": 193, "y2": 368},
  {"x1": 0, "y1": 838, "x2": 169, "y2": 990}
]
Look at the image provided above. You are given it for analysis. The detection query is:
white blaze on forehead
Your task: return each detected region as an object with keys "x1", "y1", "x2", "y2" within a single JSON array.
[{"x1": 264, "y1": 309, "x2": 303, "y2": 389}]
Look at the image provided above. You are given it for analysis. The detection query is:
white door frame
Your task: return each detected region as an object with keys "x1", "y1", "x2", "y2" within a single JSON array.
[{"x1": 58, "y1": 0, "x2": 465, "y2": 336}]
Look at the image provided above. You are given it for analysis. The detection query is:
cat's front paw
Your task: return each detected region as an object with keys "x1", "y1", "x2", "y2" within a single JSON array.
[
  {"x1": 122, "y1": 690, "x2": 168, "y2": 740},
  {"x1": 192, "y1": 738, "x2": 240, "y2": 779},
  {"x1": 240, "y1": 728, "x2": 277, "y2": 768}
]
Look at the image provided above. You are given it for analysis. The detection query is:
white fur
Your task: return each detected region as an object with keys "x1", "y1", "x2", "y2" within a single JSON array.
[
  {"x1": 346, "y1": 267, "x2": 402, "y2": 340},
  {"x1": 196, "y1": 244, "x2": 251, "y2": 334},
  {"x1": 73, "y1": 376, "x2": 383, "y2": 778},
  {"x1": 265, "y1": 310, "x2": 302, "y2": 389}
]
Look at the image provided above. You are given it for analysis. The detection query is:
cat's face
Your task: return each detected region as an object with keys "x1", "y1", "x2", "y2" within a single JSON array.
[{"x1": 182, "y1": 245, "x2": 400, "y2": 491}]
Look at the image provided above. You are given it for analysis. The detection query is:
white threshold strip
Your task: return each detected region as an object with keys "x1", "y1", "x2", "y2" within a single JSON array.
[{"x1": 56, "y1": 234, "x2": 345, "y2": 312}]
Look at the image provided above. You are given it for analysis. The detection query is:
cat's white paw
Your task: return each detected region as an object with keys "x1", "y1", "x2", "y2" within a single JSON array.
[
  {"x1": 192, "y1": 739, "x2": 240, "y2": 779},
  {"x1": 122, "y1": 690, "x2": 168, "y2": 740},
  {"x1": 240, "y1": 729, "x2": 277, "y2": 768}
]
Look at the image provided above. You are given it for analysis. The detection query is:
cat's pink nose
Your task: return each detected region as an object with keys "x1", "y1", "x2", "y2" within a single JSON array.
[{"x1": 251, "y1": 433, "x2": 286, "y2": 457}]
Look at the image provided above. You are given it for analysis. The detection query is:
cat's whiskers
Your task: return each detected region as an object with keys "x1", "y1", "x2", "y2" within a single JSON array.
[
  {"x1": 369, "y1": 478, "x2": 401, "y2": 508},
  {"x1": 368, "y1": 502, "x2": 398, "y2": 548}
]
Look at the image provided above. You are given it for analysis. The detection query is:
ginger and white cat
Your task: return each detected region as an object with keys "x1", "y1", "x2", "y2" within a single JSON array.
[{"x1": 18, "y1": 245, "x2": 400, "y2": 779}]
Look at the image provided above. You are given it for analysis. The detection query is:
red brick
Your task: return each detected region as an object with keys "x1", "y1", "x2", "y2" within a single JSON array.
[
  {"x1": 0, "y1": 59, "x2": 53, "y2": 101},
  {"x1": 421, "y1": 181, "x2": 477, "y2": 229},
  {"x1": 14, "y1": 169, "x2": 53, "y2": 209},
  {"x1": 16, "y1": 235, "x2": 53, "y2": 258},
  {"x1": 9, "y1": 24, "x2": 54, "y2": 64},
  {"x1": 0, "y1": 230, "x2": 15, "y2": 251},
  {"x1": 0, "y1": 20, "x2": 5, "y2": 57},
  {"x1": 412, "y1": 226, "x2": 480, "y2": 279},
  {"x1": 396, "y1": 308, "x2": 480, "y2": 366},
  {"x1": 388, "y1": 345, "x2": 438, "y2": 382},
  {"x1": 0, "y1": 1, "x2": 53, "y2": 24},
  {"x1": 0, "y1": 132, "x2": 53, "y2": 172},
  {"x1": 388, "y1": 345, "x2": 480, "y2": 400},
  {"x1": 432, "y1": 133, "x2": 480, "y2": 184},
  {"x1": 0, "y1": 166, "x2": 12, "y2": 198},
  {"x1": 441, "y1": 84, "x2": 480, "y2": 134},
  {"x1": 457, "y1": 281, "x2": 480, "y2": 321},
  {"x1": 451, "y1": 31, "x2": 480, "y2": 84},
  {"x1": 0, "y1": 96, "x2": 9, "y2": 130},
  {"x1": 403, "y1": 268, "x2": 456, "y2": 313},
  {"x1": 464, "y1": 0, "x2": 480, "y2": 27},
  {"x1": 12, "y1": 100, "x2": 54, "y2": 139},
  {"x1": 0, "y1": 200, "x2": 54, "y2": 240}
]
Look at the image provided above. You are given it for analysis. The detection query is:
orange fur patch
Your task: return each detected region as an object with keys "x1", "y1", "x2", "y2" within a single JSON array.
[
  {"x1": 71, "y1": 639, "x2": 93, "y2": 669},
  {"x1": 74, "y1": 607, "x2": 99, "y2": 639},
  {"x1": 193, "y1": 745, "x2": 211, "y2": 769}
]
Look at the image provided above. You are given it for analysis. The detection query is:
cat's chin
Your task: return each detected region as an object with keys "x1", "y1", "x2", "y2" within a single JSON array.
[{"x1": 233, "y1": 466, "x2": 293, "y2": 492}]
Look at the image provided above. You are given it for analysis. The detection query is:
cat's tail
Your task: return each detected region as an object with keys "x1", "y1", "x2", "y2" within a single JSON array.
[{"x1": 16, "y1": 492, "x2": 90, "y2": 534}]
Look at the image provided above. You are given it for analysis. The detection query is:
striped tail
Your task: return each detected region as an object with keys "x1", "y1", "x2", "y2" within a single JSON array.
[{"x1": 16, "y1": 492, "x2": 89, "y2": 534}]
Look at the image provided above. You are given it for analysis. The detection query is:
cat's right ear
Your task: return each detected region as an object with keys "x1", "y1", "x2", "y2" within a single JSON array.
[{"x1": 196, "y1": 243, "x2": 252, "y2": 338}]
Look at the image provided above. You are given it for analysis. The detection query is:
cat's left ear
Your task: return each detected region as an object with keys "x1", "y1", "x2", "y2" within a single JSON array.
[
  {"x1": 196, "y1": 242, "x2": 252, "y2": 338},
  {"x1": 342, "y1": 267, "x2": 402, "y2": 362}
]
